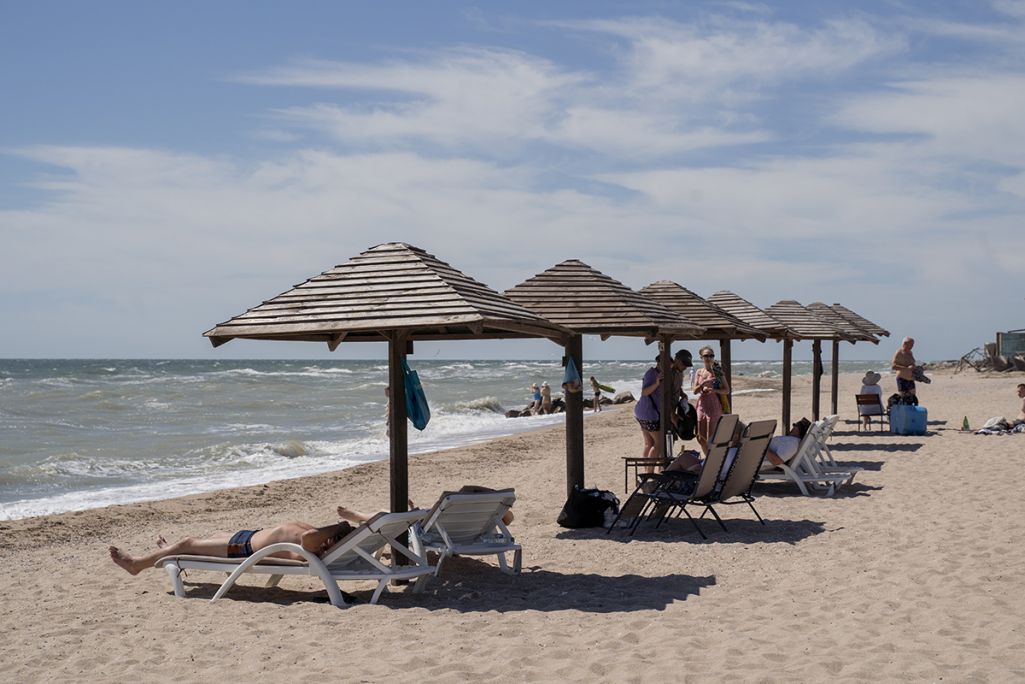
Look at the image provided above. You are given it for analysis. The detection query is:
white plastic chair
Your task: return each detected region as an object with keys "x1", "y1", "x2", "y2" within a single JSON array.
[{"x1": 410, "y1": 489, "x2": 521, "y2": 577}]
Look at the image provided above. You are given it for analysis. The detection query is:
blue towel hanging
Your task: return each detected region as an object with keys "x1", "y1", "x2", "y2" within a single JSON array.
[
  {"x1": 401, "y1": 357, "x2": 430, "y2": 431},
  {"x1": 562, "y1": 356, "x2": 582, "y2": 393}
]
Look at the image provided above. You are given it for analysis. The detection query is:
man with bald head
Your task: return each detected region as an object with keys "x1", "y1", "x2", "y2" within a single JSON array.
[{"x1": 892, "y1": 337, "x2": 917, "y2": 398}]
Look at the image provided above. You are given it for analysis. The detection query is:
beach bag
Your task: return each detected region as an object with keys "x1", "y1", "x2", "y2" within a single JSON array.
[
  {"x1": 675, "y1": 400, "x2": 697, "y2": 441},
  {"x1": 401, "y1": 357, "x2": 430, "y2": 431},
  {"x1": 557, "y1": 486, "x2": 619, "y2": 528}
]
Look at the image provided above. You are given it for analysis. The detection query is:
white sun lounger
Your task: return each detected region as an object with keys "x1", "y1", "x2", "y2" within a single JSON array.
[
  {"x1": 757, "y1": 420, "x2": 855, "y2": 496},
  {"x1": 410, "y1": 489, "x2": 521, "y2": 577},
  {"x1": 154, "y1": 509, "x2": 434, "y2": 608}
]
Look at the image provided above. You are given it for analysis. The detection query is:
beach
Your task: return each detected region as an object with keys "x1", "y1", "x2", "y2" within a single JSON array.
[{"x1": 2, "y1": 368, "x2": 1024, "y2": 682}]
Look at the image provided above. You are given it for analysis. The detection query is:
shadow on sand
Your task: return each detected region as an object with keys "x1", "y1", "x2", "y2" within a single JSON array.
[
  {"x1": 172, "y1": 565, "x2": 716, "y2": 613},
  {"x1": 562, "y1": 516, "x2": 827, "y2": 546},
  {"x1": 828, "y1": 442, "x2": 922, "y2": 453}
]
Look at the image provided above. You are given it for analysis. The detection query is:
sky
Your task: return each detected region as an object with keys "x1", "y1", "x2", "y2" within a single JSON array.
[{"x1": 2, "y1": 1, "x2": 1024, "y2": 362}]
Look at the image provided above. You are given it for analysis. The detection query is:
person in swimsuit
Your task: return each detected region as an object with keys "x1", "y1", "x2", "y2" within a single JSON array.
[
  {"x1": 590, "y1": 376, "x2": 602, "y2": 413},
  {"x1": 892, "y1": 337, "x2": 917, "y2": 398},
  {"x1": 109, "y1": 513, "x2": 363, "y2": 576}
]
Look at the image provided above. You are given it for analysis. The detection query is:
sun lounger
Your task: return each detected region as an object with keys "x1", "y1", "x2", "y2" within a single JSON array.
[
  {"x1": 610, "y1": 414, "x2": 739, "y2": 537},
  {"x1": 756, "y1": 420, "x2": 855, "y2": 496},
  {"x1": 409, "y1": 489, "x2": 521, "y2": 576},
  {"x1": 154, "y1": 509, "x2": 433, "y2": 608},
  {"x1": 698, "y1": 419, "x2": 776, "y2": 530}
]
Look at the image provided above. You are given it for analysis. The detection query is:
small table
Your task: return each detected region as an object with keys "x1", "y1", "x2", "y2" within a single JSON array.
[{"x1": 621, "y1": 456, "x2": 670, "y2": 492}]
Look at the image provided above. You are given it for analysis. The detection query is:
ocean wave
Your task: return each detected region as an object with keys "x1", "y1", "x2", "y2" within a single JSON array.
[{"x1": 449, "y1": 396, "x2": 506, "y2": 414}]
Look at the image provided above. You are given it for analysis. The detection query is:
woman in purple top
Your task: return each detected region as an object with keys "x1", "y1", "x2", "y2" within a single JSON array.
[{"x1": 633, "y1": 360, "x2": 663, "y2": 471}]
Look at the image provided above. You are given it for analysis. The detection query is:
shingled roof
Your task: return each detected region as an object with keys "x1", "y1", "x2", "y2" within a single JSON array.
[
  {"x1": 806, "y1": 302, "x2": 878, "y2": 344},
  {"x1": 204, "y1": 243, "x2": 571, "y2": 348},
  {"x1": 829, "y1": 303, "x2": 891, "y2": 338},
  {"x1": 765, "y1": 300, "x2": 855, "y2": 341},
  {"x1": 706, "y1": 290, "x2": 794, "y2": 340},
  {"x1": 504, "y1": 260, "x2": 704, "y2": 338},
  {"x1": 640, "y1": 281, "x2": 767, "y2": 341}
]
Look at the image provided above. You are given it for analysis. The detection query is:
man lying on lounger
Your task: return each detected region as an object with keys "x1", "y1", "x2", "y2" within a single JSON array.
[
  {"x1": 109, "y1": 515, "x2": 362, "y2": 576},
  {"x1": 111, "y1": 486, "x2": 514, "y2": 576}
]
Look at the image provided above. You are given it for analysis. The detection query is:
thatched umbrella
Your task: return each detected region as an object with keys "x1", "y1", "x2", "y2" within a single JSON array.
[
  {"x1": 706, "y1": 291, "x2": 799, "y2": 428},
  {"x1": 640, "y1": 281, "x2": 767, "y2": 400},
  {"x1": 766, "y1": 300, "x2": 856, "y2": 421},
  {"x1": 204, "y1": 242, "x2": 571, "y2": 513},
  {"x1": 505, "y1": 260, "x2": 704, "y2": 494},
  {"x1": 806, "y1": 302, "x2": 879, "y2": 415}
]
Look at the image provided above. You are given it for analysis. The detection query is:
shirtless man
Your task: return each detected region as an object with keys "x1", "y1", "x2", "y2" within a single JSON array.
[
  {"x1": 892, "y1": 337, "x2": 917, "y2": 397},
  {"x1": 1016, "y1": 383, "x2": 1025, "y2": 425},
  {"x1": 109, "y1": 516, "x2": 357, "y2": 576}
]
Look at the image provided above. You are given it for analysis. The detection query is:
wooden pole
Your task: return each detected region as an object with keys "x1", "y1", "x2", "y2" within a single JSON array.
[
  {"x1": 387, "y1": 332, "x2": 409, "y2": 516},
  {"x1": 831, "y1": 339, "x2": 840, "y2": 415},
  {"x1": 782, "y1": 338, "x2": 793, "y2": 431},
  {"x1": 812, "y1": 339, "x2": 822, "y2": 421},
  {"x1": 719, "y1": 339, "x2": 732, "y2": 408},
  {"x1": 659, "y1": 336, "x2": 673, "y2": 461},
  {"x1": 564, "y1": 334, "x2": 584, "y2": 497}
]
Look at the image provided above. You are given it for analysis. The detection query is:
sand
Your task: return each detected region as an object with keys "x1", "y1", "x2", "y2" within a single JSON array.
[{"x1": 2, "y1": 369, "x2": 1025, "y2": 682}]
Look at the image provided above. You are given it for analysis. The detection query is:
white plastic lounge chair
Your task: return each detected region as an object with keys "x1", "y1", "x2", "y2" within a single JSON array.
[
  {"x1": 410, "y1": 489, "x2": 521, "y2": 576},
  {"x1": 810, "y1": 415, "x2": 862, "y2": 483},
  {"x1": 155, "y1": 509, "x2": 433, "y2": 608},
  {"x1": 757, "y1": 421, "x2": 855, "y2": 496}
]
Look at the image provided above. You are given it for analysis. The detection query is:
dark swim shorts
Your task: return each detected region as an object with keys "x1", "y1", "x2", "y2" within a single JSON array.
[
  {"x1": 227, "y1": 529, "x2": 260, "y2": 558},
  {"x1": 637, "y1": 418, "x2": 660, "y2": 432},
  {"x1": 896, "y1": 377, "x2": 916, "y2": 394}
]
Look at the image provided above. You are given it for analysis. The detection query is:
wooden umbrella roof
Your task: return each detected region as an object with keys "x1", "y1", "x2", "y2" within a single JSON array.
[
  {"x1": 639, "y1": 281, "x2": 767, "y2": 341},
  {"x1": 806, "y1": 302, "x2": 878, "y2": 344},
  {"x1": 829, "y1": 303, "x2": 891, "y2": 338},
  {"x1": 204, "y1": 242, "x2": 572, "y2": 348},
  {"x1": 504, "y1": 260, "x2": 705, "y2": 339},
  {"x1": 765, "y1": 300, "x2": 856, "y2": 342},
  {"x1": 706, "y1": 290, "x2": 795, "y2": 340}
]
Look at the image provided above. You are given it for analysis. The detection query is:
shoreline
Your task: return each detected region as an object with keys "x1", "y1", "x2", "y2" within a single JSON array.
[{"x1": 5, "y1": 366, "x2": 1021, "y2": 525}]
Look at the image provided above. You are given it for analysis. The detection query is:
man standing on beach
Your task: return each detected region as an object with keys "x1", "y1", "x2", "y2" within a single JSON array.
[
  {"x1": 1017, "y1": 383, "x2": 1025, "y2": 425},
  {"x1": 892, "y1": 337, "x2": 917, "y2": 398}
]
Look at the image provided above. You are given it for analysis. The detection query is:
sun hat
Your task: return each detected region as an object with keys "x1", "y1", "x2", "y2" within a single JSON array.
[{"x1": 862, "y1": 371, "x2": 881, "y2": 385}]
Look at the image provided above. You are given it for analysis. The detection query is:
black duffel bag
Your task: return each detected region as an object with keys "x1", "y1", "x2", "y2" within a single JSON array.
[{"x1": 557, "y1": 486, "x2": 619, "y2": 528}]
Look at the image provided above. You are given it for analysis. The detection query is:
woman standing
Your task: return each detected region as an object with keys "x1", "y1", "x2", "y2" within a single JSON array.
[
  {"x1": 633, "y1": 358, "x2": 663, "y2": 470},
  {"x1": 693, "y1": 346, "x2": 730, "y2": 454}
]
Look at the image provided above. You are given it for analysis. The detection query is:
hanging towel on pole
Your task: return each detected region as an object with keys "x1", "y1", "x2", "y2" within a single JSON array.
[
  {"x1": 562, "y1": 356, "x2": 582, "y2": 393},
  {"x1": 401, "y1": 357, "x2": 430, "y2": 431}
]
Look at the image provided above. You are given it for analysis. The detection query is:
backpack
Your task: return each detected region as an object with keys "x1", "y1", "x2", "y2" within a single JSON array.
[
  {"x1": 675, "y1": 400, "x2": 697, "y2": 441},
  {"x1": 557, "y1": 486, "x2": 620, "y2": 528}
]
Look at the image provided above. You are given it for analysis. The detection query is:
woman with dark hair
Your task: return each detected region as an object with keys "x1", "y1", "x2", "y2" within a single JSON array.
[{"x1": 632, "y1": 358, "x2": 663, "y2": 471}]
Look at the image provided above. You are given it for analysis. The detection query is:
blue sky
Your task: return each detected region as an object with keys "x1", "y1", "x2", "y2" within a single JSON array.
[{"x1": 2, "y1": 1, "x2": 1024, "y2": 361}]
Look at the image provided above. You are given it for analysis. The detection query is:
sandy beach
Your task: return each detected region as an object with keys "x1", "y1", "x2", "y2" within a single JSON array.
[{"x1": 3, "y1": 368, "x2": 1025, "y2": 682}]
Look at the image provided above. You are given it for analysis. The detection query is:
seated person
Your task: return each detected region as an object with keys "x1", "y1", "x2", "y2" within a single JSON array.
[
  {"x1": 858, "y1": 371, "x2": 885, "y2": 428},
  {"x1": 664, "y1": 419, "x2": 747, "y2": 476},
  {"x1": 110, "y1": 512, "x2": 360, "y2": 576},
  {"x1": 760, "y1": 418, "x2": 812, "y2": 471}
]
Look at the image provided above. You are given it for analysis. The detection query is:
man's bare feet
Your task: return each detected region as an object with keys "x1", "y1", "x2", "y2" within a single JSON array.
[
  {"x1": 109, "y1": 546, "x2": 141, "y2": 575},
  {"x1": 337, "y1": 506, "x2": 360, "y2": 523}
]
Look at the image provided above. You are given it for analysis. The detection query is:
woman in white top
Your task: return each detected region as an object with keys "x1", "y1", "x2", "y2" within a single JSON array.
[{"x1": 858, "y1": 371, "x2": 884, "y2": 429}]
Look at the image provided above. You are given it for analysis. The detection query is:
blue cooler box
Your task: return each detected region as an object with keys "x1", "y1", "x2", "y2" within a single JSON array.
[{"x1": 890, "y1": 405, "x2": 927, "y2": 435}]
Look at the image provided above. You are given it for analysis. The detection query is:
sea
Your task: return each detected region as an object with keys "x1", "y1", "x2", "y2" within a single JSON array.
[{"x1": 0, "y1": 358, "x2": 888, "y2": 520}]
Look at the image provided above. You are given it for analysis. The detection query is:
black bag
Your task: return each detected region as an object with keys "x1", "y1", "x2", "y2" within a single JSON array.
[
  {"x1": 557, "y1": 486, "x2": 619, "y2": 528},
  {"x1": 674, "y1": 400, "x2": 697, "y2": 441},
  {"x1": 887, "y1": 393, "x2": 919, "y2": 409}
]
